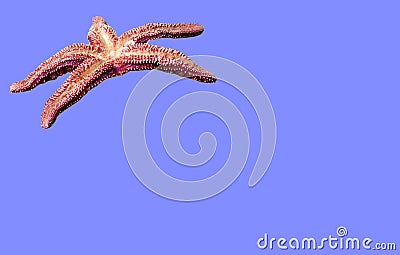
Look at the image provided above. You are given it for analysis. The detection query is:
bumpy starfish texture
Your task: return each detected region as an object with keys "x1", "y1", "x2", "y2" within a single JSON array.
[{"x1": 10, "y1": 16, "x2": 216, "y2": 128}]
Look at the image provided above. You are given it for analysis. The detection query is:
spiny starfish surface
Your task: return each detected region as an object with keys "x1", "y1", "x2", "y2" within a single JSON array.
[{"x1": 10, "y1": 16, "x2": 216, "y2": 128}]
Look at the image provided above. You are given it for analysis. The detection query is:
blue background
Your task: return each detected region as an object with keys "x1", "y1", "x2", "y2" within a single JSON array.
[{"x1": 1, "y1": 1, "x2": 399, "y2": 254}]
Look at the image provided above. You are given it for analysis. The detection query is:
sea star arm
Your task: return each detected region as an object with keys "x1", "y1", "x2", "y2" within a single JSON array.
[
  {"x1": 88, "y1": 16, "x2": 118, "y2": 52},
  {"x1": 40, "y1": 58, "x2": 116, "y2": 128},
  {"x1": 10, "y1": 44, "x2": 95, "y2": 93},
  {"x1": 118, "y1": 23, "x2": 204, "y2": 46},
  {"x1": 114, "y1": 44, "x2": 216, "y2": 83}
]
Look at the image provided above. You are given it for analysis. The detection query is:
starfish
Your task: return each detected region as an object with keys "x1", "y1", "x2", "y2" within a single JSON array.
[{"x1": 10, "y1": 16, "x2": 216, "y2": 129}]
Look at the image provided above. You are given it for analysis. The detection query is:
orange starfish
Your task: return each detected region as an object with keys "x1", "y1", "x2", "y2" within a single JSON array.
[{"x1": 10, "y1": 16, "x2": 216, "y2": 128}]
